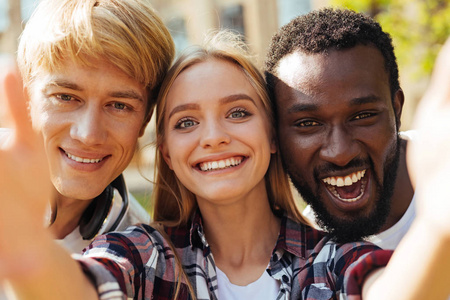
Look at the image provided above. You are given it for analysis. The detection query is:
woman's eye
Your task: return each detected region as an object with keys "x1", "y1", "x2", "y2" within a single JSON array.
[
  {"x1": 175, "y1": 118, "x2": 198, "y2": 129},
  {"x1": 231, "y1": 111, "x2": 245, "y2": 118},
  {"x1": 228, "y1": 108, "x2": 250, "y2": 119}
]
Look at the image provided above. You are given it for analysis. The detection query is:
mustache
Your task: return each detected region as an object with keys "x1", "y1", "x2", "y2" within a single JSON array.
[{"x1": 313, "y1": 158, "x2": 371, "y2": 177}]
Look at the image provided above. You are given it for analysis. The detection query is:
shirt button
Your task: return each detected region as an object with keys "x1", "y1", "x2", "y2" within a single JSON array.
[{"x1": 282, "y1": 275, "x2": 289, "y2": 283}]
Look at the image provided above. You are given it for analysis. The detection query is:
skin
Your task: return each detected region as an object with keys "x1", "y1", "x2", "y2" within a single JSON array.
[
  {"x1": 28, "y1": 58, "x2": 149, "y2": 238},
  {"x1": 161, "y1": 58, "x2": 279, "y2": 285},
  {"x1": 274, "y1": 45, "x2": 413, "y2": 241}
]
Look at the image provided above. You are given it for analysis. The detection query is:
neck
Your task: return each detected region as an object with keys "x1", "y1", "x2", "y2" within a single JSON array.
[
  {"x1": 49, "y1": 194, "x2": 93, "y2": 239},
  {"x1": 380, "y1": 138, "x2": 414, "y2": 232},
  {"x1": 199, "y1": 186, "x2": 280, "y2": 285}
]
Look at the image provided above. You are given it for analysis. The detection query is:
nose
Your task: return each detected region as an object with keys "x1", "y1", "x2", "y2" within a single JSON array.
[
  {"x1": 319, "y1": 126, "x2": 361, "y2": 167},
  {"x1": 199, "y1": 119, "x2": 231, "y2": 148},
  {"x1": 70, "y1": 107, "x2": 107, "y2": 146}
]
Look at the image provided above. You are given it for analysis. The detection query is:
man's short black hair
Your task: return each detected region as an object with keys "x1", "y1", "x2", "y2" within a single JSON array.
[{"x1": 265, "y1": 8, "x2": 400, "y2": 100}]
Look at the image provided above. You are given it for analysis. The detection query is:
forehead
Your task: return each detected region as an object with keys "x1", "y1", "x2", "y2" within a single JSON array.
[
  {"x1": 30, "y1": 58, "x2": 146, "y2": 99},
  {"x1": 274, "y1": 45, "x2": 391, "y2": 107},
  {"x1": 166, "y1": 58, "x2": 259, "y2": 108}
]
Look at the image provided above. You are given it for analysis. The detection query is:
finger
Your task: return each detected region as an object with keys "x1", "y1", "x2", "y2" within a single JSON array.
[
  {"x1": 0, "y1": 58, "x2": 17, "y2": 128},
  {"x1": 2, "y1": 70, "x2": 36, "y2": 145},
  {"x1": 420, "y1": 37, "x2": 450, "y2": 108}
]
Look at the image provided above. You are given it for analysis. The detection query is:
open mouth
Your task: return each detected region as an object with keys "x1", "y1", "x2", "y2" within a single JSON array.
[
  {"x1": 64, "y1": 150, "x2": 104, "y2": 164},
  {"x1": 198, "y1": 156, "x2": 244, "y2": 172},
  {"x1": 322, "y1": 170, "x2": 367, "y2": 202}
]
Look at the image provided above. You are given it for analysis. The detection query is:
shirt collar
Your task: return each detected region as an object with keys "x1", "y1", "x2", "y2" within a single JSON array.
[
  {"x1": 188, "y1": 210, "x2": 323, "y2": 259},
  {"x1": 274, "y1": 212, "x2": 327, "y2": 259},
  {"x1": 189, "y1": 210, "x2": 212, "y2": 256}
]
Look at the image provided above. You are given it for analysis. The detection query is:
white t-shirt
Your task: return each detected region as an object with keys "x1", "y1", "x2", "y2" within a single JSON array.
[
  {"x1": 217, "y1": 266, "x2": 280, "y2": 300},
  {"x1": 364, "y1": 196, "x2": 415, "y2": 250}
]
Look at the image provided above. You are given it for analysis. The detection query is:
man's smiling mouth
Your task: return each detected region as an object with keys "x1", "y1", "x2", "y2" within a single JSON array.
[
  {"x1": 65, "y1": 151, "x2": 104, "y2": 164},
  {"x1": 322, "y1": 170, "x2": 367, "y2": 202},
  {"x1": 198, "y1": 157, "x2": 243, "y2": 172}
]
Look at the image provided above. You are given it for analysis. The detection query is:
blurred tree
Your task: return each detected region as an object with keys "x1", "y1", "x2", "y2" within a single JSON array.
[
  {"x1": 330, "y1": 0, "x2": 450, "y2": 79},
  {"x1": 0, "y1": 0, "x2": 22, "y2": 54}
]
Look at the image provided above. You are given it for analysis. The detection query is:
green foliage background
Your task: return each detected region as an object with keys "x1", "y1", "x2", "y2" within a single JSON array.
[{"x1": 330, "y1": 0, "x2": 450, "y2": 79}]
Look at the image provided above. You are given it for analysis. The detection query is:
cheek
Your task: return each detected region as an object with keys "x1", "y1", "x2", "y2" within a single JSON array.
[{"x1": 111, "y1": 121, "x2": 143, "y2": 153}]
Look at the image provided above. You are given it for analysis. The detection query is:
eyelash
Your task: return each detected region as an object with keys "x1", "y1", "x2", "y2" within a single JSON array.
[
  {"x1": 227, "y1": 107, "x2": 251, "y2": 119},
  {"x1": 174, "y1": 117, "x2": 198, "y2": 129}
]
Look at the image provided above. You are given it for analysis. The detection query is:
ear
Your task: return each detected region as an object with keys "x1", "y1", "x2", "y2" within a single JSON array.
[
  {"x1": 139, "y1": 110, "x2": 153, "y2": 137},
  {"x1": 159, "y1": 143, "x2": 173, "y2": 170},
  {"x1": 393, "y1": 89, "x2": 405, "y2": 130}
]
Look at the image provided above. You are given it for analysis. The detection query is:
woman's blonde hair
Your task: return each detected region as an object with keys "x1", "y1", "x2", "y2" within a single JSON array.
[
  {"x1": 152, "y1": 30, "x2": 307, "y2": 227},
  {"x1": 17, "y1": 0, "x2": 175, "y2": 115}
]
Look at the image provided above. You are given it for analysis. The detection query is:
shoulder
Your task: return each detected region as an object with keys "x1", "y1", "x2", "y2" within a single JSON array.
[
  {"x1": 315, "y1": 240, "x2": 380, "y2": 271},
  {"x1": 90, "y1": 224, "x2": 168, "y2": 251},
  {"x1": 296, "y1": 239, "x2": 380, "y2": 299},
  {"x1": 78, "y1": 224, "x2": 183, "y2": 298}
]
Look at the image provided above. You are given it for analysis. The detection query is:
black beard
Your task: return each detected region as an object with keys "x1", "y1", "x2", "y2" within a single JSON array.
[{"x1": 289, "y1": 136, "x2": 401, "y2": 244}]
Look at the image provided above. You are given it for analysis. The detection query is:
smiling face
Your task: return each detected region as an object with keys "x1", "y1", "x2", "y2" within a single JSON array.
[
  {"x1": 274, "y1": 45, "x2": 403, "y2": 242},
  {"x1": 161, "y1": 58, "x2": 275, "y2": 209},
  {"x1": 28, "y1": 58, "x2": 148, "y2": 201}
]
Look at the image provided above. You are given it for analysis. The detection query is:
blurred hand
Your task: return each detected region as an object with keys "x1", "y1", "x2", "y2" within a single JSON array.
[
  {"x1": 407, "y1": 37, "x2": 450, "y2": 232},
  {"x1": 0, "y1": 65, "x2": 53, "y2": 279}
]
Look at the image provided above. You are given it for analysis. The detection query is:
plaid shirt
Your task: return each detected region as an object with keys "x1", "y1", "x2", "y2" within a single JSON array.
[{"x1": 77, "y1": 212, "x2": 389, "y2": 300}]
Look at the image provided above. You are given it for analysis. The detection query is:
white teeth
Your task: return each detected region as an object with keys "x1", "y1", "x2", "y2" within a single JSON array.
[
  {"x1": 66, "y1": 152, "x2": 102, "y2": 164},
  {"x1": 322, "y1": 170, "x2": 366, "y2": 187},
  {"x1": 199, "y1": 157, "x2": 242, "y2": 172},
  {"x1": 344, "y1": 176, "x2": 353, "y2": 186}
]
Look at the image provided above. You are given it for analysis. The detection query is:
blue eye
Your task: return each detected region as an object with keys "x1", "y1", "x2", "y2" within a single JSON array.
[
  {"x1": 175, "y1": 117, "x2": 198, "y2": 129},
  {"x1": 228, "y1": 108, "x2": 250, "y2": 119},
  {"x1": 230, "y1": 111, "x2": 245, "y2": 118}
]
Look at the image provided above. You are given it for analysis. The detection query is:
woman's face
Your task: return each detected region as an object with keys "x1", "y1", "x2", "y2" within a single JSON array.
[{"x1": 161, "y1": 58, "x2": 276, "y2": 208}]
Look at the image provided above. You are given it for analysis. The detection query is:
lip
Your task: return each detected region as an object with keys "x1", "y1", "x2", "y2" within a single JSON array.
[
  {"x1": 321, "y1": 169, "x2": 372, "y2": 212},
  {"x1": 60, "y1": 148, "x2": 110, "y2": 172}
]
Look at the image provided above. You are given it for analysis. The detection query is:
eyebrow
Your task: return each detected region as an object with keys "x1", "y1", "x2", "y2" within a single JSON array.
[
  {"x1": 287, "y1": 95, "x2": 382, "y2": 113},
  {"x1": 42, "y1": 79, "x2": 145, "y2": 102},
  {"x1": 168, "y1": 93, "x2": 255, "y2": 119}
]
